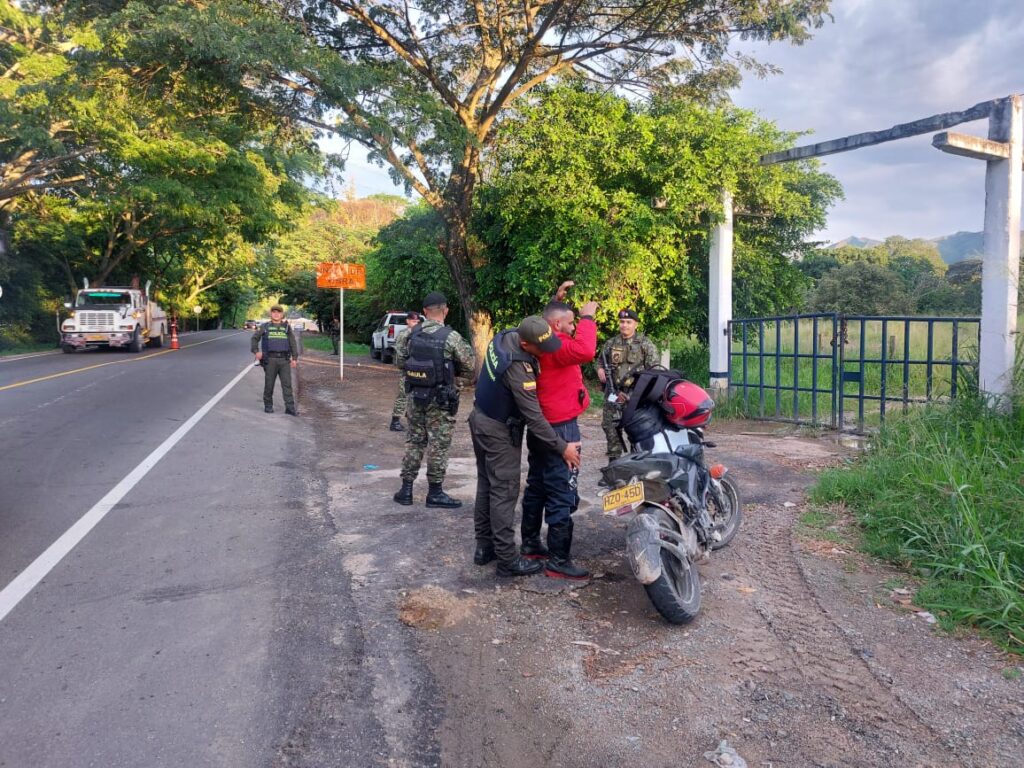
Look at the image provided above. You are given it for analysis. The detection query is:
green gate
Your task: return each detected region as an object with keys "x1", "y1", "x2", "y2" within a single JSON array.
[{"x1": 727, "y1": 313, "x2": 980, "y2": 433}]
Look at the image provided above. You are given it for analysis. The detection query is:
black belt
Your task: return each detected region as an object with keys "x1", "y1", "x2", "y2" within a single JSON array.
[{"x1": 266, "y1": 351, "x2": 291, "y2": 358}]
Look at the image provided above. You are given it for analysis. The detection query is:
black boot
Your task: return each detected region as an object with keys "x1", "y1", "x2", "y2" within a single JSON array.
[
  {"x1": 473, "y1": 542, "x2": 496, "y2": 566},
  {"x1": 521, "y1": 538, "x2": 549, "y2": 560},
  {"x1": 393, "y1": 480, "x2": 414, "y2": 506},
  {"x1": 544, "y1": 521, "x2": 589, "y2": 580},
  {"x1": 264, "y1": 404, "x2": 274, "y2": 413},
  {"x1": 425, "y1": 482, "x2": 462, "y2": 509},
  {"x1": 285, "y1": 406, "x2": 298, "y2": 416},
  {"x1": 520, "y1": 504, "x2": 548, "y2": 560},
  {"x1": 389, "y1": 416, "x2": 405, "y2": 432},
  {"x1": 496, "y1": 556, "x2": 543, "y2": 577}
]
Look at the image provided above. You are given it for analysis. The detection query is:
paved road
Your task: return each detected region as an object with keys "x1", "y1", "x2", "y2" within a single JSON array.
[{"x1": 0, "y1": 332, "x2": 354, "y2": 767}]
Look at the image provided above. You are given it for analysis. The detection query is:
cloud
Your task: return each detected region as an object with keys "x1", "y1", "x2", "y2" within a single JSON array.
[{"x1": 731, "y1": 0, "x2": 1024, "y2": 241}]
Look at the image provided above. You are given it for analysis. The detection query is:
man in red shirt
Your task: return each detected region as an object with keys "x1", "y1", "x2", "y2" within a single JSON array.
[{"x1": 520, "y1": 291, "x2": 599, "y2": 580}]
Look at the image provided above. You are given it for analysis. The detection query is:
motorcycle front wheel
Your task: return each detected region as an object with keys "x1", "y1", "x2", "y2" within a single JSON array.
[{"x1": 643, "y1": 532, "x2": 701, "y2": 625}]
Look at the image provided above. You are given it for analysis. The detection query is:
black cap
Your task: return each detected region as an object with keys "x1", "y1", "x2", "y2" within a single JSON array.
[
  {"x1": 618, "y1": 308, "x2": 639, "y2": 321},
  {"x1": 422, "y1": 291, "x2": 447, "y2": 308},
  {"x1": 517, "y1": 315, "x2": 562, "y2": 354},
  {"x1": 405, "y1": 312, "x2": 420, "y2": 322}
]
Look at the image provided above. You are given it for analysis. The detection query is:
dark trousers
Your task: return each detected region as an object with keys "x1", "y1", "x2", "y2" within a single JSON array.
[
  {"x1": 468, "y1": 409, "x2": 523, "y2": 564},
  {"x1": 522, "y1": 419, "x2": 581, "y2": 541},
  {"x1": 263, "y1": 356, "x2": 295, "y2": 409}
]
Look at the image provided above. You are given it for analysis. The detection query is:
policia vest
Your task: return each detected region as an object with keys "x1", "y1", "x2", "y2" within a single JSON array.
[
  {"x1": 404, "y1": 325, "x2": 456, "y2": 408},
  {"x1": 474, "y1": 330, "x2": 536, "y2": 423},
  {"x1": 261, "y1": 322, "x2": 292, "y2": 355}
]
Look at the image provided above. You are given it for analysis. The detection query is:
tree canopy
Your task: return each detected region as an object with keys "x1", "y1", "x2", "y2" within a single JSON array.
[
  {"x1": 473, "y1": 86, "x2": 841, "y2": 339},
  {"x1": 109, "y1": 0, "x2": 833, "y2": 356}
]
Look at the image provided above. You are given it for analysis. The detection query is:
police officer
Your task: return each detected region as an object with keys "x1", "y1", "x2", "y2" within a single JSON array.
[
  {"x1": 597, "y1": 309, "x2": 659, "y2": 459},
  {"x1": 252, "y1": 305, "x2": 299, "y2": 416},
  {"x1": 470, "y1": 316, "x2": 582, "y2": 577},
  {"x1": 388, "y1": 311, "x2": 421, "y2": 432},
  {"x1": 329, "y1": 315, "x2": 341, "y2": 355},
  {"x1": 393, "y1": 293, "x2": 475, "y2": 508}
]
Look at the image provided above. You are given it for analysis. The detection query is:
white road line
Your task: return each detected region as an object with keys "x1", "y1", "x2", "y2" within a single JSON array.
[
  {"x1": 0, "y1": 362, "x2": 255, "y2": 624},
  {"x1": 0, "y1": 350, "x2": 61, "y2": 363}
]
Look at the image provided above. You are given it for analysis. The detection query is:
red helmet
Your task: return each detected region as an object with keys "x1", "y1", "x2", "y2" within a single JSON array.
[{"x1": 662, "y1": 380, "x2": 714, "y2": 428}]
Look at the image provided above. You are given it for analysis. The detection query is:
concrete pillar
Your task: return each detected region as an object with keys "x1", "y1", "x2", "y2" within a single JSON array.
[
  {"x1": 980, "y1": 95, "x2": 1022, "y2": 402},
  {"x1": 708, "y1": 189, "x2": 733, "y2": 392}
]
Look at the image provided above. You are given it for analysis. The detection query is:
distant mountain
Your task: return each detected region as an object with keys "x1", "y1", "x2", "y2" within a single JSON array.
[
  {"x1": 930, "y1": 231, "x2": 983, "y2": 264},
  {"x1": 829, "y1": 236, "x2": 882, "y2": 249},
  {"x1": 829, "y1": 230, "x2": 1023, "y2": 264}
]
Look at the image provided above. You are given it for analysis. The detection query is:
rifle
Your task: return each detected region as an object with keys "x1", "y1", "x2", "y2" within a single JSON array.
[{"x1": 599, "y1": 349, "x2": 619, "y2": 404}]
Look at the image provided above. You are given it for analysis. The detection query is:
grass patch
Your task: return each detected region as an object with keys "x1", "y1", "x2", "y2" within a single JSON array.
[
  {"x1": 0, "y1": 342, "x2": 55, "y2": 357},
  {"x1": 810, "y1": 394, "x2": 1024, "y2": 652},
  {"x1": 797, "y1": 506, "x2": 848, "y2": 546},
  {"x1": 302, "y1": 334, "x2": 369, "y2": 356}
]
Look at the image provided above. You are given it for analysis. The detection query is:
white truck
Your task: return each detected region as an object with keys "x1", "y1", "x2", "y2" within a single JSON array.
[
  {"x1": 61, "y1": 280, "x2": 168, "y2": 353},
  {"x1": 370, "y1": 310, "x2": 414, "y2": 364}
]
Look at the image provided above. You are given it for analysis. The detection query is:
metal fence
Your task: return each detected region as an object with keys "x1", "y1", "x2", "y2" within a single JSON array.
[{"x1": 728, "y1": 313, "x2": 980, "y2": 433}]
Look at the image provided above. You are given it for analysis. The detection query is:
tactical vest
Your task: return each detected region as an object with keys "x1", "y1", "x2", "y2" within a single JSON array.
[
  {"x1": 262, "y1": 323, "x2": 291, "y2": 354},
  {"x1": 474, "y1": 330, "x2": 535, "y2": 423},
  {"x1": 606, "y1": 334, "x2": 648, "y2": 388},
  {"x1": 404, "y1": 325, "x2": 454, "y2": 403}
]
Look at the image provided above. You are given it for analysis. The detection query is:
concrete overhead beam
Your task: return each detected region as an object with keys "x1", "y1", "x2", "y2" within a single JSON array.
[
  {"x1": 761, "y1": 98, "x2": 998, "y2": 165},
  {"x1": 933, "y1": 130, "x2": 1024, "y2": 164}
]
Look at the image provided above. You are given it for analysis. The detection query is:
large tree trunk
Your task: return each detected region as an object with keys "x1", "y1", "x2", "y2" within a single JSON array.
[
  {"x1": 440, "y1": 161, "x2": 492, "y2": 374},
  {"x1": 441, "y1": 213, "x2": 492, "y2": 372}
]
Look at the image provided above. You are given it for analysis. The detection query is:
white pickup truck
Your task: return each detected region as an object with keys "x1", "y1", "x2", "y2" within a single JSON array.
[
  {"x1": 61, "y1": 281, "x2": 168, "y2": 353},
  {"x1": 370, "y1": 310, "x2": 414, "y2": 364}
]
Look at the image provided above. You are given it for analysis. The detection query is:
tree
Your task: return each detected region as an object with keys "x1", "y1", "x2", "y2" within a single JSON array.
[
  {"x1": 110, "y1": 0, "x2": 831, "y2": 358},
  {"x1": 807, "y1": 262, "x2": 914, "y2": 316},
  {"x1": 473, "y1": 87, "x2": 841, "y2": 339}
]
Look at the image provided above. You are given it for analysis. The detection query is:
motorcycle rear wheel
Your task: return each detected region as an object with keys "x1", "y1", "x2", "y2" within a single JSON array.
[
  {"x1": 708, "y1": 475, "x2": 742, "y2": 551},
  {"x1": 644, "y1": 539, "x2": 701, "y2": 625}
]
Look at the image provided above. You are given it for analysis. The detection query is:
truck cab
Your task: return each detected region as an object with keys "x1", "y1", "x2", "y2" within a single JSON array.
[{"x1": 61, "y1": 282, "x2": 168, "y2": 353}]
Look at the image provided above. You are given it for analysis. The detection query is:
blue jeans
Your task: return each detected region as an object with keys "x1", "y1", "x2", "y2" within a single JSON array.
[{"x1": 522, "y1": 419, "x2": 580, "y2": 533}]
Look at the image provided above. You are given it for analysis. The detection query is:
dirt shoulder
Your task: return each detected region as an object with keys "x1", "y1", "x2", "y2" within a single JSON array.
[{"x1": 290, "y1": 350, "x2": 1023, "y2": 768}]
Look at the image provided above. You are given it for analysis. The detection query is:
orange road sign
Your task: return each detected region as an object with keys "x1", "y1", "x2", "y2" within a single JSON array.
[{"x1": 316, "y1": 262, "x2": 366, "y2": 290}]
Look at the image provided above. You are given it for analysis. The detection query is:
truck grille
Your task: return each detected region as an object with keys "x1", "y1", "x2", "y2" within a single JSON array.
[{"x1": 77, "y1": 311, "x2": 116, "y2": 331}]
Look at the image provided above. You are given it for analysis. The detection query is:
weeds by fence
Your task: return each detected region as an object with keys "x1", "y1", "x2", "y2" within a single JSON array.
[{"x1": 811, "y1": 392, "x2": 1024, "y2": 652}]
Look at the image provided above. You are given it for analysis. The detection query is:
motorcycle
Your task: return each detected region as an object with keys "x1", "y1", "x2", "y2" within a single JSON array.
[{"x1": 599, "y1": 370, "x2": 741, "y2": 624}]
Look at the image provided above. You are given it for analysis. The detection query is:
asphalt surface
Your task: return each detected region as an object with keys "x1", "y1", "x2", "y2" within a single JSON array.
[{"x1": 0, "y1": 332, "x2": 351, "y2": 767}]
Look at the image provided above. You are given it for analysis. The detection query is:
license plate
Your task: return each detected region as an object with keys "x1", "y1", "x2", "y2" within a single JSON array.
[
  {"x1": 87, "y1": 334, "x2": 106, "y2": 341},
  {"x1": 602, "y1": 480, "x2": 644, "y2": 515}
]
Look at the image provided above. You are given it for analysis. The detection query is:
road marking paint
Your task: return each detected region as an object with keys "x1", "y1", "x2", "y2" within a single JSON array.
[
  {"x1": 0, "y1": 361, "x2": 255, "y2": 624},
  {"x1": 0, "y1": 333, "x2": 242, "y2": 393},
  {"x1": 0, "y1": 350, "x2": 62, "y2": 363}
]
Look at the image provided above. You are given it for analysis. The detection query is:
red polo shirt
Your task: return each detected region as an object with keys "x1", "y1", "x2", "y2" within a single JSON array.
[{"x1": 537, "y1": 317, "x2": 598, "y2": 424}]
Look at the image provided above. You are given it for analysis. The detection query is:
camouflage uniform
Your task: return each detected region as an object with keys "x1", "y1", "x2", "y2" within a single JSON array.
[
  {"x1": 391, "y1": 326, "x2": 412, "y2": 419},
  {"x1": 600, "y1": 332, "x2": 659, "y2": 459},
  {"x1": 397, "y1": 319, "x2": 475, "y2": 484}
]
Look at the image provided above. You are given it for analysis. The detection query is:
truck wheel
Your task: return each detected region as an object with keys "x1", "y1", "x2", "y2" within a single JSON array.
[
  {"x1": 148, "y1": 326, "x2": 164, "y2": 348},
  {"x1": 371, "y1": 344, "x2": 382, "y2": 360},
  {"x1": 382, "y1": 348, "x2": 394, "y2": 364},
  {"x1": 128, "y1": 327, "x2": 143, "y2": 353},
  {"x1": 62, "y1": 344, "x2": 75, "y2": 354}
]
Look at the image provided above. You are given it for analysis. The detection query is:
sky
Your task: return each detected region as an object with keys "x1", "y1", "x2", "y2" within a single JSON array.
[{"x1": 329, "y1": 0, "x2": 1024, "y2": 244}]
